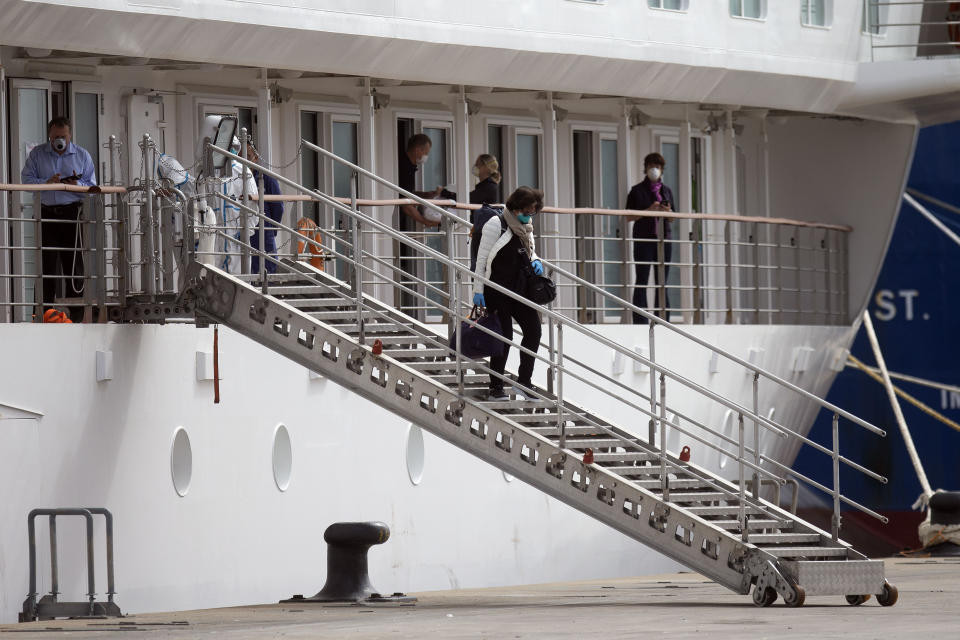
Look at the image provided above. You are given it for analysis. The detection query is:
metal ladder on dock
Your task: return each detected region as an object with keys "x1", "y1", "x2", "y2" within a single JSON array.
[{"x1": 177, "y1": 141, "x2": 898, "y2": 607}]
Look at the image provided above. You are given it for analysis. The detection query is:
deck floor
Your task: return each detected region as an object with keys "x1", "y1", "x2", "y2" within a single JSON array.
[{"x1": 2, "y1": 557, "x2": 958, "y2": 638}]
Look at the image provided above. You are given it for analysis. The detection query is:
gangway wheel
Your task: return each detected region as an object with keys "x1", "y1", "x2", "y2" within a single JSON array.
[
  {"x1": 752, "y1": 586, "x2": 777, "y2": 607},
  {"x1": 876, "y1": 581, "x2": 899, "y2": 607},
  {"x1": 845, "y1": 594, "x2": 870, "y2": 606},
  {"x1": 783, "y1": 585, "x2": 805, "y2": 608}
]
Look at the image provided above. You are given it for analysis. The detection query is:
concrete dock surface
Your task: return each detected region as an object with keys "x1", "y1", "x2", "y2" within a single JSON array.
[{"x1": 2, "y1": 557, "x2": 957, "y2": 638}]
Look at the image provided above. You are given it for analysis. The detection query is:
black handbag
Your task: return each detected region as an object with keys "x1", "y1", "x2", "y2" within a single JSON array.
[
  {"x1": 449, "y1": 305, "x2": 505, "y2": 359},
  {"x1": 517, "y1": 248, "x2": 557, "y2": 305}
]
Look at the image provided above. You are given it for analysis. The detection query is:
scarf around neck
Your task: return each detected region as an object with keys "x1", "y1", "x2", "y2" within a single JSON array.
[
  {"x1": 502, "y1": 208, "x2": 536, "y2": 258},
  {"x1": 649, "y1": 179, "x2": 664, "y2": 202}
]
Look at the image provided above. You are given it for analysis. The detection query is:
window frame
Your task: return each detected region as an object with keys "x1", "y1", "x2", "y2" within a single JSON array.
[
  {"x1": 861, "y1": 0, "x2": 887, "y2": 36},
  {"x1": 729, "y1": 0, "x2": 767, "y2": 21},
  {"x1": 800, "y1": 0, "x2": 832, "y2": 29},
  {"x1": 648, "y1": 0, "x2": 688, "y2": 12},
  {"x1": 483, "y1": 115, "x2": 544, "y2": 196}
]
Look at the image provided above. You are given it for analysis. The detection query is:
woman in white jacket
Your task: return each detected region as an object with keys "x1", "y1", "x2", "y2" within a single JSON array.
[{"x1": 472, "y1": 187, "x2": 545, "y2": 399}]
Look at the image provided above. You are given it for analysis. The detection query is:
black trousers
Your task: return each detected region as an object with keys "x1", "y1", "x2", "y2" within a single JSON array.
[
  {"x1": 40, "y1": 202, "x2": 84, "y2": 305},
  {"x1": 632, "y1": 238, "x2": 671, "y2": 324},
  {"x1": 485, "y1": 289, "x2": 541, "y2": 390}
]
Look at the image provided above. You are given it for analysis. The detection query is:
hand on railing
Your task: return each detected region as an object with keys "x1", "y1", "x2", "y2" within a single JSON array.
[{"x1": 531, "y1": 259, "x2": 544, "y2": 276}]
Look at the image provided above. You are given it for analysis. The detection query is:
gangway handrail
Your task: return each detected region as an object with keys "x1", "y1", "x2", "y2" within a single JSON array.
[
  {"x1": 0, "y1": 183, "x2": 127, "y2": 194},
  {"x1": 248, "y1": 192, "x2": 853, "y2": 232},
  {"x1": 204, "y1": 141, "x2": 889, "y2": 530}
]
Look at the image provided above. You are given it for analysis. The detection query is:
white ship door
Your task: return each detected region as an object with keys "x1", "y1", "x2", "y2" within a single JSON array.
[{"x1": 7, "y1": 78, "x2": 51, "y2": 321}]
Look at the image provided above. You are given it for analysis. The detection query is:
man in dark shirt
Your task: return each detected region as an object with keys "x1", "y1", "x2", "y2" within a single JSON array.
[
  {"x1": 246, "y1": 144, "x2": 284, "y2": 274},
  {"x1": 397, "y1": 133, "x2": 441, "y2": 311},
  {"x1": 626, "y1": 152, "x2": 674, "y2": 324}
]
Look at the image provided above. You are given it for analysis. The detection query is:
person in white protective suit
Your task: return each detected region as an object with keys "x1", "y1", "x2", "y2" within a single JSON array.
[
  {"x1": 156, "y1": 153, "x2": 218, "y2": 265},
  {"x1": 212, "y1": 137, "x2": 259, "y2": 274}
]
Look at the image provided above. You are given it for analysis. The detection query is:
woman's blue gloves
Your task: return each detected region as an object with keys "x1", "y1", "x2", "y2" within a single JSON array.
[
  {"x1": 473, "y1": 292, "x2": 486, "y2": 307},
  {"x1": 531, "y1": 259, "x2": 544, "y2": 276}
]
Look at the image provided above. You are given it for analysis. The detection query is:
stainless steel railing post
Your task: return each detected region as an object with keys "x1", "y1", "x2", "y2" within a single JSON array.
[
  {"x1": 832, "y1": 412, "x2": 841, "y2": 541},
  {"x1": 752, "y1": 372, "x2": 760, "y2": 500},
  {"x1": 738, "y1": 412, "x2": 747, "y2": 542},
  {"x1": 240, "y1": 128, "x2": 251, "y2": 276},
  {"x1": 724, "y1": 220, "x2": 733, "y2": 325},
  {"x1": 659, "y1": 372, "x2": 668, "y2": 501},
  {"x1": 140, "y1": 134, "x2": 157, "y2": 297},
  {"x1": 454, "y1": 270, "x2": 464, "y2": 397},
  {"x1": 752, "y1": 221, "x2": 761, "y2": 324},
  {"x1": 32, "y1": 190, "x2": 43, "y2": 321},
  {"x1": 96, "y1": 195, "x2": 107, "y2": 320},
  {"x1": 258, "y1": 171, "x2": 267, "y2": 294},
  {"x1": 648, "y1": 321, "x2": 656, "y2": 445},
  {"x1": 692, "y1": 219, "x2": 703, "y2": 324},
  {"x1": 350, "y1": 171, "x2": 364, "y2": 344},
  {"x1": 48, "y1": 515, "x2": 59, "y2": 597},
  {"x1": 556, "y1": 322, "x2": 566, "y2": 450},
  {"x1": 657, "y1": 219, "x2": 667, "y2": 320}
]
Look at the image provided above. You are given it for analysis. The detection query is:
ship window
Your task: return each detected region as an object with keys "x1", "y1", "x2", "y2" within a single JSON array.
[
  {"x1": 861, "y1": 0, "x2": 886, "y2": 35},
  {"x1": 801, "y1": 0, "x2": 831, "y2": 28},
  {"x1": 730, "y1": 0, "x2": 765, "y2": 20},
  {"x1": 272, "y1": 423, "x2": 293, "y2": 492},
  {"x1": 487, "y1": 124, "x2": 506, "y2": 203},
  {"x1": 170, "y1": 427, "x2": 193, "y2": 497},
  {"x1": 405, "y1": 424, "x2": 425, "y2": 486},
  {"x1": 516, "y1": 132, "x2": 541, "y2": 190},
  {"x1": 649, "y1": 0, "x2": 687, "y2": 10}
]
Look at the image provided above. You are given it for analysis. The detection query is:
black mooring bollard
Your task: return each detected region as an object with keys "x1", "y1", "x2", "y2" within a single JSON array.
[
  {"x1": 925, "y1": 491, "x2": 960, "y2": 556},
  {"x1": 281, "y1": 521, "x2": 416, "y2": 603}
]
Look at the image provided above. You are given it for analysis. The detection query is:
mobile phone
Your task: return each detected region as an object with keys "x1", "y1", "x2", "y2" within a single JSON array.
[{"x1": 60, "y1": 173, "x2": 80, "y2": 183}]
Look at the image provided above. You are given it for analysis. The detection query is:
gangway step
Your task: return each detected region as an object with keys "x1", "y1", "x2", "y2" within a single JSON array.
[
  {"x1": 711, "y1": 519, "x2": 794, "y2": 531},
  {"x1": 686, "y1": 505, "x2": 769, "y2": 516},
  {"x1": 658, "y1": 492, "x2": 729, "y2": 503},
  {"x1": 591, "y1": 452, "x2": 659, "y2": 463},
  {"x1": 749, "y1": 533, "x2": 822, "y2": 545},
  {"x1": 556, "y1": 438, "x2": 637, "y2": 449},
  {"x1": 527, "y1": 424, "x2": 611, "y2": 435},
  {"x1": 763, "y1": 546, "x2": 849, "y2": 558},
  {"x1": 633, "y1": 478, "x2": 710, "y2": 490}
]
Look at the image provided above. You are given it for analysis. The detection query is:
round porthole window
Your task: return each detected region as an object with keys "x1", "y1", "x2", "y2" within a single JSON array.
[
  {"x1": 272, "y1": 424, "x2": 293, "y2": 492},
  {"x1": 170, "y1": 427, "x2": 192, "y2": 497},
  {"x1": 406, "y1": 424, "x2": 425, "y2": 486}
]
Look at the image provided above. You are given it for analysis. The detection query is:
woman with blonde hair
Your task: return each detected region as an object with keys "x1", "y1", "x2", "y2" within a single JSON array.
[{"x1": 469, "y1": 153, "x2": 501, "y2": 208}]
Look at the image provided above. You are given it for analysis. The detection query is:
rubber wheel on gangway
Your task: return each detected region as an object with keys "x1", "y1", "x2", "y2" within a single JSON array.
[
  {"x1": 783, "y1": 585, "x2": 805, "y2": 608},
  {"x1": 752, "y1": 586, "x2": 777, "y2": 607},
  {"x1": 845, "y1": 594, "x2": 871, "y2": 606},
  {"x1": 876, "y1": 581, "x2": 898, "y2": 607}
]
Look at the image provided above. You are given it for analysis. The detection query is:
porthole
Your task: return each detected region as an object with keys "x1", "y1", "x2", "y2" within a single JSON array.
[
  {"x1": 272, "y1": 423, "x2": 293, "y2": 492},
  {"x1": 406, "y1": 424, "x2": 425, "y2": 486},
  {"x1": 170, "y1": 427, "x2": 192, "y2": 497}
]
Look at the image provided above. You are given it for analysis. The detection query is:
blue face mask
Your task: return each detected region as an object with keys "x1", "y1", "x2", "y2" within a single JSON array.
[{"x1": 517, "y1": 214, "x2": 532, "y2": 224}]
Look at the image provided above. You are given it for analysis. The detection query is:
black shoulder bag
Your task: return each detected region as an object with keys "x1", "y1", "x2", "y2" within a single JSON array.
[{"x1": 517, "y1": 247, "x2": 557, "y2": 305}]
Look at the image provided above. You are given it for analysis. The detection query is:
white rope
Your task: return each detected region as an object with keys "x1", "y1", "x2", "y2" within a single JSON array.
[
  {"x1": 903, "y1": 192, "x2": 960, "y2": 250},
  {"x1": 861, "y1": 310, "x2": 933, "y2": 498},
  {"x1": 845, "y1": 362, "x2": 960, "y2": 395}
]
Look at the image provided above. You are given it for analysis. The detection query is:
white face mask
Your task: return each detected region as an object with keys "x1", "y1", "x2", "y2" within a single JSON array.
[
  {"x1": 471, "y1": 166, "x2": 481, "y2": 177},
  {"x1": 417, "y1": 154, "x2": 429, "y2": 166},
  {"x1": 646, "y1": 167, "x2": 662, "y2": 181},
  {"x1": 52, "y1": 137, "x2": 68, "y2": 152}
]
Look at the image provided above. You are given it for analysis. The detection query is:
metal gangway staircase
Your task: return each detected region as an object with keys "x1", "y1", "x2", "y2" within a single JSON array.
[{"x1": 176, "y1": 140, "x2": 898, "y2": 608}]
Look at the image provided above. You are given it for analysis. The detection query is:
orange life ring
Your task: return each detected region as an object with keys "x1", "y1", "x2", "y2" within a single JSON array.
[
  {"x1": 296, "y1": 218, "x2": 326, "y2": 271},
  {"x1": 948, "y1": 3, "x2": 960, "y2": 49},
  {"x1": 42, "y1": 309, "x2": 72, "y2": 323}
]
